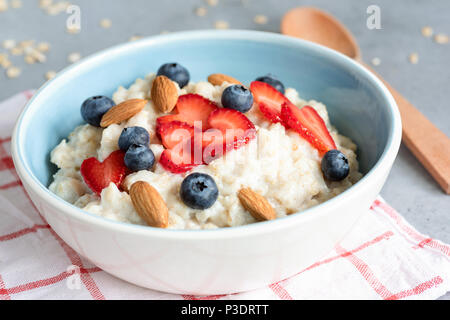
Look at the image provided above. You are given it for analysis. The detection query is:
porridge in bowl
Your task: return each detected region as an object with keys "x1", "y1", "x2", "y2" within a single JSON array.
[{"x1": 49, "y1": 63, "x2": 362, "y2": 230}]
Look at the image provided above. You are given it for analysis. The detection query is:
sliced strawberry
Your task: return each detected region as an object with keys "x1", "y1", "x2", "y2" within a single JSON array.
[
  {"x1": 174, "y1": 93, "x2": 218, "y2": 129},
  {"x1": 80, "y1": 150, "x2": 127, "y2": 195},
  {"x1": 250, "y1": 81, "x2": 289, "y2": 123},
  {"x1": 200, "y1": 128, "x2": 227, "y2": 164},
  {"x1": 207, "y1": 108, "x2": 256, "y2": 150},
  {"x1": 156, "y1": 114, "x2": 183, "y2": 136},
  {"x1": 159, "y1": 121, "x2": 195, "y2": 149},
  {"x1": 281, "y1": 102, "x2": 336, "y2": 155},
  {"x1": 156, "y1": 94, "x2": 217, "y2": 136},
  {"x1": 156, "y1": 95, "x2": 257, "y2": 173},
  {"x1": 159, "y1": 148, "x2": 197, "y2": 174}
]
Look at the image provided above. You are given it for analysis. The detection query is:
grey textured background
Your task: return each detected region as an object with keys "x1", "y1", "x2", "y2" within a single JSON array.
[{"x1": 0, "y1": 0, "x2": 449, "y2": 299}]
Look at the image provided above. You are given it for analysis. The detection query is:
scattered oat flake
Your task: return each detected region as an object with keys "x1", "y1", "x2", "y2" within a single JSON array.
[
  {"x1": 195, "y1": 6, "x2": 207, "y2": 17},
  {"x1": 28, "y1": 48, "x2": 47, "y2": 63},
  {"x1": 11, "y1": 0, "x2": 22, "y2": 9},
  {"x1": 37, "y1": 42, "x2": 50, "y2": 52},
  {"x1": 6, "y1": 66, "x2": 21, "y2": 78},
  {"x1": 66, "y1": 26, "x2": 81, "y2": 34},
  {"x1": 45, "y1": 1, "x2": 69, "y2": 15},
  {"x1": 19, "y1": 40, "x2": 35, "y2": 49},
  {"x1": 421, "y1": 26, "x2": 433, "y2": 38},
  {"x1": 2, "y1": 40, "x2": 16, "y2": 50},
  {"x1": 409, "y1": 53, "x2": 419, "y2": 64},
  {"x1": 129, "y1": 35, "x2": 142, "y2": 42},
  {"x1": 206, "y1": 0, "x2": 218, "y2": 6},
  {"x1": 0, "y1": 0, "x2": 8, "y2": 12},
  {"x1": 254, "y1": 15, "x2": 268, "y2": 25},
  {"x1": 11, "y1": 47, "x2": 24, "y2": 55},
  {"x1": 46, "y1": 5, "x2": 61, "y2": 15},
  {"x1": 0, "y1": 54, "x2": 11, "y2": 68},
  {"x1": 160, "y1": 30, "x2": 170, "y2": 34},
  {"x1": 45, "y1": 70, "x2": 57, "y2": 80},
  {"x1": 434, "y1": 33, "x2": 449, "y2": 44},
  {"x1": 100, "y1": 19, "x2": 112, "y2": 29},
  {"x1": 371, "y1": 57, "x2": 381, "y2": 66},
  {"x1": 1, "y1": 59, "x2": 12, "y2": 69},
  {"x1": 214, "y1": 20, "x2": 229, "y2": 30},
  {"x1": 39, "y1": 0, "x2": 53, "y2": 8},
  {"x1": 0, "y1": 53, "x2": 9, "y2": 67},
  {"x1": 25, "y1": 55, "x2": 36, "y2": 64},
  {"x1": 68, "y1": 52, "x2": 81, "y2": 63},
  {"x1": 46, "y1": 6, "x2": 58, "y2": 15}
]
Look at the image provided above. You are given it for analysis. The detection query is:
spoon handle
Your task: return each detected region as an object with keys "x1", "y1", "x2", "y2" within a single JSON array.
[{"x1": 362, "y1": 62, "x2": 450, "y2": 194}]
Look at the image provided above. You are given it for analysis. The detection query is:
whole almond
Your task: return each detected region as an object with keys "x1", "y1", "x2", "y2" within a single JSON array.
[
  {"x1": 130, "y1": 181, "x2": 169, "y2": 228},
  {"x1": 238, "y1": 187, "x2": 276, "y2": 221},
  {"x1": 100, "y1": 99, "x2": 147, "y2": 127},
  {"x1": 151, "y1": 75, "x2": 178, "y2": 113},
  {"x1": 208, "y1": 73, "x2": 242, "y2": 86}
]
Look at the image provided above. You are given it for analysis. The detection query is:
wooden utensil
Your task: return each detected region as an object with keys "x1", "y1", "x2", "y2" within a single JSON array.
[{"x1": 281, "y1": 7, "x2": 450, "y2": 194}]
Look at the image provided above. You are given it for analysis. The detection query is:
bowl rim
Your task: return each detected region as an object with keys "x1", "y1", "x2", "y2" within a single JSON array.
[{"x1": 11, "y1": 29, "x2": 402, "y2": 240}]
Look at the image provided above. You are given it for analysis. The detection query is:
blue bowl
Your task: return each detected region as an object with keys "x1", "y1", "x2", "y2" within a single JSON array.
[{"x1": 11, "y1": 30, "x2": 402, "y2": 294}]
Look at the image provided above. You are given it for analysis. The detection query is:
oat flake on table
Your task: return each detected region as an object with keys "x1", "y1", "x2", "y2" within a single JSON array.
[
  {"x1": 434, "y1": 33, "x2": 449, "y2": 44},
  {"x1": 214, "y1": 20, "x2": 229, "y2": 29}
]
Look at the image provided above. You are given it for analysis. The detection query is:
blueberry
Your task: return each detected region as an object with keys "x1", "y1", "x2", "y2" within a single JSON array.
[
  {"x1": 157, "y1": 63, "x2": 190, "y2": 88},
  {"x1": 255, "y1": 74, "x2": 285, "y2": 94},
  {"x1": 180, "y1": 173, "x2": 219, "y2": 210},
  {"x1": 81, "y1": 96, "x2": 115, "y2": 127},
  {"x1": 221, "y1": 85, "x2": 254, "y2": 113},
  {"x1": 118, "y1": 126, "x2": 150, "y2": 151},
  {"x1": 321, "y1": 150, "x2": 350, "y2": 181},
  {"x1": 124, "y1": 145, "x2": 155, "y2": 172}
]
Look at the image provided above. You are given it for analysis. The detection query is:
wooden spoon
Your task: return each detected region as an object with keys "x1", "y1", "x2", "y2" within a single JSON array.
[{"x1": 281, "y1": 7, "x2": 450, "y2": 194}]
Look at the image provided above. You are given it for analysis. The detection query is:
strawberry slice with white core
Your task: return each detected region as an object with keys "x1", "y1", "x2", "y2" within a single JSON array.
[
  {"x1": 159, "y1": 148, "x2": 196, "y2": 174},
  {"x1": 156, "y1": 114, "x2": 182, "y2": 136},
  {"x1": 173, "y1": 93, "x2": 218, "y2": 129},
  {"x1": 280, "y1": 102, "x2": 337, "y2": 155},
  {"x1": 250, "y1": 81, "x2": 290, "y2": 123},
  {"x1": 80, "y1": 150, "x2": 127, "y2": 195},
  {"x1": 159, "y1": 121, "x2": 195, "y2": 149},
  {"x1": 156, "y1": 94, "x2": 218, "y2": 135},
  {"x1": 156, "y1": 94, "x2": 257, "y2": 173},
  {"x1": 207, "y1": 108, "x2": 256, "y2": 150},
  {"x1": 201, "y1": 128, "x2": 227, "y2": 164}
]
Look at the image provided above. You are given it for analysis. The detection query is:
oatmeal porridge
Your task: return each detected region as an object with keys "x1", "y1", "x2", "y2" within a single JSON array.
[{"x1": 49, "y1": 63, "x2": 362, "y2": 229}]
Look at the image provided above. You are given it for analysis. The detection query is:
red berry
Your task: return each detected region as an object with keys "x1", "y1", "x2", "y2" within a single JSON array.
[
  {"x1": 201, "y1": 128, "x2": 228, "y2": 164},
  {"x1": 159, "y1": 121, "x2": 195, "y2": 149},
  {"x1": 159, "y1": 148, "x2": 197, "y2": 174},
  {"x1": 155, "y1": 94, "x2": 218, "y2": 135},
  {"x1": 250, "y1": 81, "x2": 289, "y2": 123},
  {"x1": 156, "y1": 114, "x2": 183, "y2": 136},
  {"x1": 281, "y1": 102, "x2": 336, "y2": 155},
  {"x1": 156, "y1": 94, "x2": 257, "y2": 173},
  {"x1": 207, "y1": 108, "x2": 256, "y2": 150},
  {"x1": 173, "y1": 93, "x2": 218, "y2": 129},
  {"x1": 80, "y1": 150, "x2": 127, "y2": 195}
]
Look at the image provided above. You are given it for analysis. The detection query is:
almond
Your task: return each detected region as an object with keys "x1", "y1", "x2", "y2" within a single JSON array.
[
  {"x1": 151, "y1": 75, "x2": 178, "y2": 113},
  {"x1": 207, "y1": 73, "x2": 242, "y2": 86},
  {"x1": 238, "y1": 187, "x2": 276, "y2": 221},
  {"x1": 100, "y1": 99, "x2": 147, "y2": 127},
  {"x1": 130, "y1": 181, "x2": 169, "y2": 228}
]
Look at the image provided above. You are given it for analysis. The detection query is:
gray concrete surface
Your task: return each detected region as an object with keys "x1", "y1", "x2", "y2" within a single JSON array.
[{"x1": 0, "y1": 0, "x2": 448, "y2": 299}]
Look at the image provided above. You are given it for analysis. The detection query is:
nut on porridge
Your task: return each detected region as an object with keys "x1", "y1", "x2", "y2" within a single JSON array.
[{"x1": 49, "y1": 63, "x2": 362, "y2": 229}]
